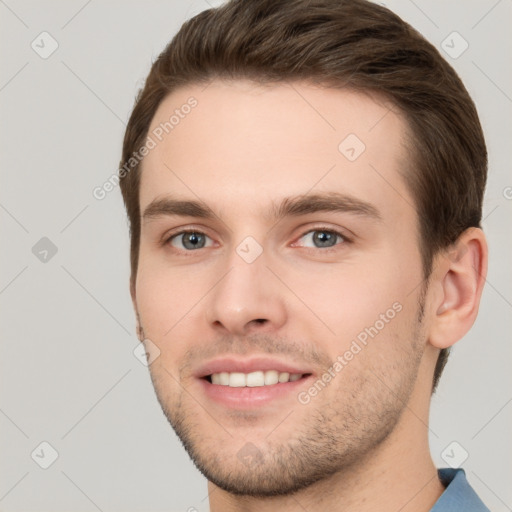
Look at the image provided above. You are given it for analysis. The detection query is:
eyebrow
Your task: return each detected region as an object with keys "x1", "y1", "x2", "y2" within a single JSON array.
[{"x1": 142, "y1": 192, "x2": 382, "y2": 224}]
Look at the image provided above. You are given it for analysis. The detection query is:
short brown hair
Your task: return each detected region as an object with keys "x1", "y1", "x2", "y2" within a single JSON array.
[{"x1": 119, "y1": 0, "x2": 487, "y2": 394}]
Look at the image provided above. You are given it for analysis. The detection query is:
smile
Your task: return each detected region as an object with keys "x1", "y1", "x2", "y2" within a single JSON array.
[{"x1": 208, "y1": 370, "x2": 306, "y2": 387}]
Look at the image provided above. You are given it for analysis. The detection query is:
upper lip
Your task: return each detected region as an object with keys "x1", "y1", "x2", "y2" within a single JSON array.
[{"x1": 194, "y1": 356, "x2": 314, "y2": 378}]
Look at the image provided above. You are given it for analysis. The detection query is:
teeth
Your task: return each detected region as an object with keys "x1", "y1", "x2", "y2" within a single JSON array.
[
  {"x1": 229, "y1": 372, "x2": 246, "y2": 387},
  {"x1": 264, "y1": 370, "x2": 279, "y2": 385},
  {"x1": 246, "y1": 371, "x2": 264, "y2": 387},
  {"x1": 209, "y1": 370, "x2": 304, "y2": 387},
  {"x1": 278, "y1": 372, "x2": 289, "y2": 383}
]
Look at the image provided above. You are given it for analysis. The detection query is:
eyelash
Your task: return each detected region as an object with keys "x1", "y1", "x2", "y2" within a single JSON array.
[{"x1": 163, "y1": 226, "x2": 351, "y2": 254}]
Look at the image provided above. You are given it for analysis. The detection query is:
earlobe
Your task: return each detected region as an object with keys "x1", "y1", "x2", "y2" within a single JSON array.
[{"x1": 429, "y1": 228, "x2": 488, "y2": 349}]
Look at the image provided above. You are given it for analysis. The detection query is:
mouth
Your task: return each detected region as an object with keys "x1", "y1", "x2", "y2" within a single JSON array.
[
  {"x1": 203, "y1": 370, "x2": 311, "y2": 387},
  {"x1": 195, "y1": 357, "x2": 315, "y2": 408}
]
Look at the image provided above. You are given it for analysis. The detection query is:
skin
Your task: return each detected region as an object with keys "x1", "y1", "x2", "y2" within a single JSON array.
[{"x1": 131, "y1": 79, "x2": 487, "y2": 512}]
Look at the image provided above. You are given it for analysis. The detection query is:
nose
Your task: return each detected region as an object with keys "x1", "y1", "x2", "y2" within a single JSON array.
[{"x1": 205, "y1": 249, "x2": 288, "y2": 336}]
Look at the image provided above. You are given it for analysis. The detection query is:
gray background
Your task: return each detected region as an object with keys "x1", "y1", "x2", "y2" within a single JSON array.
[{"x1": 1, "y1": 1, "x2": 510, "y2": 511}]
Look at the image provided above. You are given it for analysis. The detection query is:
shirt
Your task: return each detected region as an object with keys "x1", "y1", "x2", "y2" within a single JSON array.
[{"x1": 430, "y1": 468, "x2": 490, "y2": 511}]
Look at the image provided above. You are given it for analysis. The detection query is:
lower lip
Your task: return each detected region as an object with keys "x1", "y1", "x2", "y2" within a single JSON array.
[{"x1": 198, "y1": 376, "x2": 313, "y2": 409}]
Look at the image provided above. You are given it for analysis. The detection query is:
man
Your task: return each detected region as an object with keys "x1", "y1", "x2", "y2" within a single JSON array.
[{"x1": 119, "y1": 0, "x2": 490, "y2": 510}]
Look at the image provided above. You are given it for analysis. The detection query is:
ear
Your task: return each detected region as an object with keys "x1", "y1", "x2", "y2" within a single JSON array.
[
  {"x1": 428, "y1": 227, "x2": 488, "y2": 349},
  {"x1": 130, "y1": 278, "x2": 145, "y2": 342}
]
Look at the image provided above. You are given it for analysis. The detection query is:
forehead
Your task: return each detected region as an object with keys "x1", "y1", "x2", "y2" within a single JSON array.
[{"x1": 139, "y1": 79, "x2": 414, "y2": 222}]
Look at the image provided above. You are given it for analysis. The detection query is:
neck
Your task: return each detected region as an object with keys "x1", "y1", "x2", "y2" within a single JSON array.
[{"x1": 208, "y1": 356, "x2": 445, "y2": 512}]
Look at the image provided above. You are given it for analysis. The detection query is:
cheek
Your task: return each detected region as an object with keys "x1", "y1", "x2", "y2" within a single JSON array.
[
  {"x1": 293, "y1": 261, "x2": 411, "y2": 342},
  {"x1": 135, "y1": 257, "x2": 205, "y2": 340},
  {"x1": 135, "y1": 234, "x2": 423, "y2": 359}
]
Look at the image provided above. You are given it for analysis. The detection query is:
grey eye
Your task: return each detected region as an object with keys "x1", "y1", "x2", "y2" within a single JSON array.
[
  {"x1": 300, "y1": 229, "x2": 344, "y2": 249},
  {"x1": 170, "y1": 231, "x2": 211, "y2": 250}
]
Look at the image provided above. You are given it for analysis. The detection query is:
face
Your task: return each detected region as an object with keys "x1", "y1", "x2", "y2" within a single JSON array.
[{"x1": 134, "y1": 80, "x2": 429, "y2": 496}]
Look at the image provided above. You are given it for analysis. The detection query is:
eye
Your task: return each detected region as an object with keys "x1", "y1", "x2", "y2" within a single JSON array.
[
  {"x1": 295, "y1": 228, "x2": 348, "y2": 250},
  {"x1": 168, "y1": 230, "x2": 214, "y2": 251}
]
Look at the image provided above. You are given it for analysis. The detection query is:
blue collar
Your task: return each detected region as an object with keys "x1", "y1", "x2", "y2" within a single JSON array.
[{"x1": 430, "y1": 468, "x2": 490, "y2": 511}]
